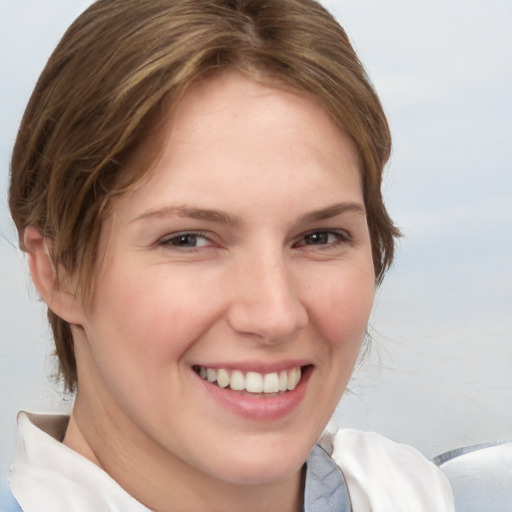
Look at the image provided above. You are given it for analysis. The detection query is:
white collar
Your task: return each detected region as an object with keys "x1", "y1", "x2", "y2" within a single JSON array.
[
  {"x1": 10, "y1": 412, "x2": 352, "y2": 512},
  {"x1": 10, "y1": 412, "x2": 151, "y2": 512}
]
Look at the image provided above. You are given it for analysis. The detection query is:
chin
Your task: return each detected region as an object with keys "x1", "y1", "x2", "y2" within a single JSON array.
[
  {"x1": 201, "y1": 433, "x2": 312, "y2": 486},
  {"x1": 213, "y1": 458, "x2": 303, "y2": 486}
]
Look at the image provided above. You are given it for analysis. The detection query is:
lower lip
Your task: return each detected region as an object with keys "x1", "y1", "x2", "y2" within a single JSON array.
[{"x1": 196, "y1": 367, "x2": 311, "y2": 420}]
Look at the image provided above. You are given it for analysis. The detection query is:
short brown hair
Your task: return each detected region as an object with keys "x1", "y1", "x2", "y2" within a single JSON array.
[{"x1": 9, "y1": 0, "x2": 400, "y2": 391}]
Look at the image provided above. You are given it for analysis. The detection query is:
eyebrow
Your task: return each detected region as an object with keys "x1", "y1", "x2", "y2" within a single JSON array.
[
  {"x1": 298, "y1": 202, "x2": 366, "y2": 223},
  {"x1": 132, "y1": 202, "x2": 365, "y2": 226},
  {"x1": 132, "y1": 206, "x2": 241, "y2": 226}
]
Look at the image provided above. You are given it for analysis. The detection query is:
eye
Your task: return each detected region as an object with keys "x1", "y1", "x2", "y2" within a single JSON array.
[
  {"x1": 294, "y1": 230, "x2": 351, "y2": 248},
  {"x1": 159, "y1": 232, "x2": 211, "y2": 248}
]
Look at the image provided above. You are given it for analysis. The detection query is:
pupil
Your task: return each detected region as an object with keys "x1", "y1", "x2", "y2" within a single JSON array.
[
  {"x1": 176, "y1": 235, "x2": 196, "y2": 246},
  {"x1": 306, "y1": 232, "x2": 328, "y2": 244}
]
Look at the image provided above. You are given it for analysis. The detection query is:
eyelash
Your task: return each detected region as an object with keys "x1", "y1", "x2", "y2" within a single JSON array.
[
  {"x1": 293, "y1": 230, "x2": 352, "y2": 249},
  {"x1": 158, "y1": 229, "x2": 352, "y2": 250},
  {"x1": 158, "y1": 231, "x2": 212, "y2": 249}
]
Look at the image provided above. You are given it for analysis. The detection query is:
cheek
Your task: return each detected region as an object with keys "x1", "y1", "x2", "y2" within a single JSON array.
[
  {"x1": 88, "y1": 265, "x2": 223, "y2": 362},
  {"x1": 305, "y1": 266, "x2": 375, "y2": 350},
  {"x1": 79, "y1": 266, "x2": 226, "y2": 423}
]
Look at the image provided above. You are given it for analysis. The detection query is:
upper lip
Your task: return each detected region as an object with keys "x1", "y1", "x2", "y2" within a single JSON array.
[{"x1": 192, "y1": 360, "x2": 312, "y2": 374}]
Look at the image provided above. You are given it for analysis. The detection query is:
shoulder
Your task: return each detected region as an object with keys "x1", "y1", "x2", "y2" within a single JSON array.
[
  {"x1": 330, "y1": 429, "x2": 455, "y2": 512},
  {"x1": 332, "y1": 428, "x2": 438, "y2": 470},
  {"x1": 435, "y1": 439, "x2": 512, "y2": 512}
]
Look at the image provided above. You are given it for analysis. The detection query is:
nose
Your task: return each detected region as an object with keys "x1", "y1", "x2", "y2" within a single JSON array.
[{"x1": 226, "y1": 250, "x2": 308, "y2": 343}]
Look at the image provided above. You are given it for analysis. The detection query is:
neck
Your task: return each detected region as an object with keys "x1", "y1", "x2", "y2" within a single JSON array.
[{"x1": 63, "y1": 396, "x2": 305, "y2": 512}]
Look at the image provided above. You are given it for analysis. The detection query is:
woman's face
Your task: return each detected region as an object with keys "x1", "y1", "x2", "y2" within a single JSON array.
[{"x1": 71, "y1": 72, "x2": 375, "y2": 487}]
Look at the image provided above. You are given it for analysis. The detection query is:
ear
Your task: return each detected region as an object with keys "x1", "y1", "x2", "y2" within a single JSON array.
[{"x1": 24, "y1": 227, "x2": 85, "y2": 325}]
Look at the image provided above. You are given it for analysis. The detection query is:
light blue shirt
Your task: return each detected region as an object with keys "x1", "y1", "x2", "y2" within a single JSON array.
[{"x1": 304, "y1": 443, "x2": 351, "y2": 511}]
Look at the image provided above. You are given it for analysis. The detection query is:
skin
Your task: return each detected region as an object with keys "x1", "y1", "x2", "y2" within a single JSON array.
[{"x1": 27, "y1": 72, "x2": 376, "y2": 512}]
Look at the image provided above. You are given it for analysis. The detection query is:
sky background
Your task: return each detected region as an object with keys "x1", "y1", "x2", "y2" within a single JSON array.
[{"x1": 1, "y1": 0, "x2": 511, "y2": 484}]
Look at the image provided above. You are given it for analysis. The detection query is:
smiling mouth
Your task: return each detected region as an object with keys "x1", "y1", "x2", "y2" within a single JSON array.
[{"x1": 193, "y1": 366, "x2": 307, "y2": 395}]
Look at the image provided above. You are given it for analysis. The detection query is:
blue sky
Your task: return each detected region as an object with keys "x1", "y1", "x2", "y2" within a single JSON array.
[{"x1": 1, "y1": 0, "x2": 511, "y2": 479}]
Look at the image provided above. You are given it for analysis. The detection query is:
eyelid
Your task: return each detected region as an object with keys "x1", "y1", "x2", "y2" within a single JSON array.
[
  {"x1": 293, "y1": 229, "x2": 353, "y2": 248},
  {"x1": 158, "y1": 230, "x2": 213, "y2": 248},
  {"x1": 156, "y1": 228, "x2": 352, "y2": 250}
]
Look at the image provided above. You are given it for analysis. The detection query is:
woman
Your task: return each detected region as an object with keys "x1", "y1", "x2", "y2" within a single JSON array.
[{"x1": 6, "y1": 0, "x2": 454, "y2": 510}]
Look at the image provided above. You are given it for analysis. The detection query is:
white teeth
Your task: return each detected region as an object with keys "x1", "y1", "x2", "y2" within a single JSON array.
[
  {"x1": 217, "y1": 369, "x2": 230, "y2": 388},
  {"x1": 278, "y1": 370, "x2": 288, "y2": 392},
  {"x1": 287, "y1": 367, "x2": 301, "y2": 391},
  {"x1": 246, "y1": 372, "x2": 263, "y2": 393},
  {"x1": 197, "y1": 366, "x2": 303, "y2": 394},
  {"x1": 263, "y1": 372, "x2": 279, "y2": 393},
  {"x1": 230, "y1": 370, "x2": 245, "y2": 391}
]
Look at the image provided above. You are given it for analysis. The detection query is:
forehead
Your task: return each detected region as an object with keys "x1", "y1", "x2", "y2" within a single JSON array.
[
  {"x1": 170, "y1": 72, "x2": 354, "y2": 161},
  {"x1": 113, "y1": 71, "x2": 362, "y2": 223}
]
